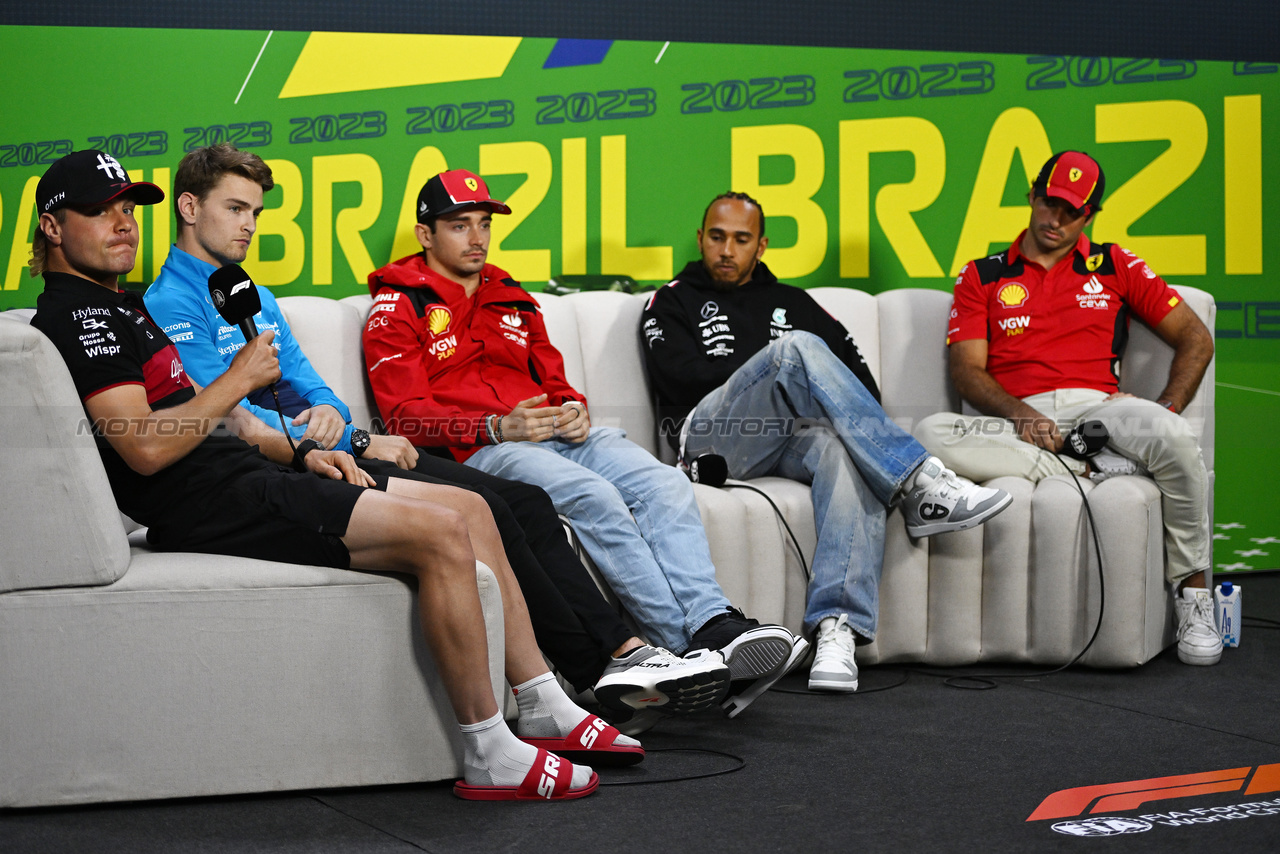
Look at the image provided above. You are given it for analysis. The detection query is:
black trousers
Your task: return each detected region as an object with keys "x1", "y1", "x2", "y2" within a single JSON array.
[{"x1": 357, "y1": 452, "x2": 633, "y2": 692}]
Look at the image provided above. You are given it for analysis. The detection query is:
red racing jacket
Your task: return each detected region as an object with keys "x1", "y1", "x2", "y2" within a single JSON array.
[{"x1": 364, "y1": 253, "x2": 585, "y2": 461}]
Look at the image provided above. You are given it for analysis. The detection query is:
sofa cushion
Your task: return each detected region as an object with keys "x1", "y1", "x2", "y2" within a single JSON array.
[{"x1": 0, "y1": 319, "x2": 130, "y2": 593}]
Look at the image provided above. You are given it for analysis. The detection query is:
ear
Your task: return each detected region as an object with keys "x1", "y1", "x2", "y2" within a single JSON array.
[
  {"x1": 38, "y1": 212, "x2": 62, "y2": 246},
  {"x1": 756, "y1": 235, "x2": 768, "y2": 259},
  {"x1": 177, "y1": 192, "x2": 201, "y2": 227},
  {"x1": 696, "y1": 227, "x2": 704, "y2": 246},
  {"x1": 414, "y1": 222, "x2": 432, "y2": 251}
]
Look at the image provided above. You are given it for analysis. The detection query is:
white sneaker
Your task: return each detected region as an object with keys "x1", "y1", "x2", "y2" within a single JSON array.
[
  {"x1": 593, "y1": 645, "x2": 730, "y2": 715},
  {"x1": 1174, "y1": 588, "x2": 1223, "y2": 666},
  {"x1": 901, "y1": 457, "x2": 1013, "y2": 537},
  {"x1": 808, "y1": 614, "x2": 858, "y2": 693},
  {"x1": 1089, "y1": 449, "x2": 1151, "y2": 483}
]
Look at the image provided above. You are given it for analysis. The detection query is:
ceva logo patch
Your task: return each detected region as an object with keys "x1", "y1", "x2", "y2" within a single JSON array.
[{"x1": 1028, "y1": 763, "x2": 1280, "y2": 821}]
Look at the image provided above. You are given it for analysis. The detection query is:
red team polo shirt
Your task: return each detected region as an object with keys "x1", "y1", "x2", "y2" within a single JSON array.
[{"x1": 948, "y1": 231, "x2": 1184, "y2": 399}]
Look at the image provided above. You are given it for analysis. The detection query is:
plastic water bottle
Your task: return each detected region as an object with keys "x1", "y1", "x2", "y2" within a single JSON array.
[{"x1": 1214, "y1": 580, "x2": 1241, "y2": 648}]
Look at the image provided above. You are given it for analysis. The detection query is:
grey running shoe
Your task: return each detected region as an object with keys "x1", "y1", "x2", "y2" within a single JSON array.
[
  {"x1": 902, "y1": 456, "x2": 1012, "y2": 537},
  {"x1": 808, "y1": 614, "x2": 858, "y2": 693},
  {"x1": 593, "y1": 645, "x2": 730, "y2": 715}
]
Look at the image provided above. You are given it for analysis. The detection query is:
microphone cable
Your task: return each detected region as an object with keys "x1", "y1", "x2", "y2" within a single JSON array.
[{"x1": 908, "y1": 448, "x2": 1108, "y2": 690}]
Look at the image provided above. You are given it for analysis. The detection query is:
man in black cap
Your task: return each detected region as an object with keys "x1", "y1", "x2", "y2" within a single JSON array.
[
  {"x1": 914, "y1": 150, "x2": 1220, "y2": 667},
  {"x1": 26, "y1": 149, "x2": 637, "y2": 800}
]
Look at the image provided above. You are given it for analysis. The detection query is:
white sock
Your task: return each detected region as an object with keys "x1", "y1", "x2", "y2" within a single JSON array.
[
  {"x1": 458, "y1": 710, "x2": 593, "y2": 789},
  {"x1": 513, "y1": 672, "x2": 639, "y2": 748}
]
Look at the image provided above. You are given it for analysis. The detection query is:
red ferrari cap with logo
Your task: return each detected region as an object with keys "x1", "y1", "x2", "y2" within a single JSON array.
[
  {"x1": 37, "y1": 149, "x2": 165, "y2": 214},
  {"x1": 1032, "y1": 151, "x2": 1105, "y2": 215},
  {"x1": 417, "y1": 169, "x2": 511, "y2": 222}
]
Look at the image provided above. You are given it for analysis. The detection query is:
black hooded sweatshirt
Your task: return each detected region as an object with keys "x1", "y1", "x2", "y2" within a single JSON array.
[{"x1": 640, "y1": 259, "x2": 879, "y2": 450}]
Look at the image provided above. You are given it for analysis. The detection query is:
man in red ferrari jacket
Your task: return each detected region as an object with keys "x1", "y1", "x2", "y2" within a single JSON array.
[{"x1": 364, "y1": 170, "x2": 807, "y2": 725}]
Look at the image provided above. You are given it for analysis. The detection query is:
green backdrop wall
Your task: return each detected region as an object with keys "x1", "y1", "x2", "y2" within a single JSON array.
[{"x1": 1, "y1": 25, "x2": 1275, "y2": 571}]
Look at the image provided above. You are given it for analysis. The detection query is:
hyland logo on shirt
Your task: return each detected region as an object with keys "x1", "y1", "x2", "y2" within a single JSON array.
[
  {"x1": 1076, "y1": 275, "x2": 1111, "y2": 309},
  {"x1": 998, "y1": 315, "x2": 1031, "y2": 336},
  {"x1": 997, "y1": 283, "x2": 1028, "y2": 309}
]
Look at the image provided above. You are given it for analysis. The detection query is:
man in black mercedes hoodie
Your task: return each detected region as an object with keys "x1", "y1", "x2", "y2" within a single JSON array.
[{"x1": 640, "y1": 192, "x2": 1011, "y2": 693}]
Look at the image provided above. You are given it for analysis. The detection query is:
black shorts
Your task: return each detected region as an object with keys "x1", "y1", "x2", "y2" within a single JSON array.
[{"x1": 161, "y1": 467, "x2": 390, "y2": 569}]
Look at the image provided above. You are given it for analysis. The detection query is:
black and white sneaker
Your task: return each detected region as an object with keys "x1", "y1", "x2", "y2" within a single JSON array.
[
  {"x1": 593, "y1": 645, "x2": 730, "y2": 717},
  {"x1": 685, "y1": 608, "x2": 809, "y2": 717},
  {"x1": 901, "y1": 456, "x2": 1012, "y2": 538}
]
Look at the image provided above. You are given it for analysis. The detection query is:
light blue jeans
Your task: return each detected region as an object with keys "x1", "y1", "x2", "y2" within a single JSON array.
[
  {"x1": 467, "y1": 427, "x2": 731, "y2": 652},
  {"x1": 683, "y1": 332, "x2": 930, "y2": 641}
]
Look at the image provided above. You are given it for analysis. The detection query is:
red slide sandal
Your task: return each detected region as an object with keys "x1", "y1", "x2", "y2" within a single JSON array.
[
  {"x1": 453, "y1": 747, "x2": 599, "y2": 801},
  {"x1": 523, "y1": 715, "x2": 645, "y2": 767}
]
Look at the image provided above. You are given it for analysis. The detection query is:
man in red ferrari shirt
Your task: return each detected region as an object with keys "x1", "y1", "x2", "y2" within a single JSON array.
[
  {"x1": 364, "y1": 170, "x2": 809, "y2": 727},
  {"x1": 915, "y1": 151, "x2": 1220, "y2": 666}
]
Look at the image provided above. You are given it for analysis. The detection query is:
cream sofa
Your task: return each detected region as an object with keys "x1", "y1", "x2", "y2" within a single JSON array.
[
  {"x1": 284, "y1": 285, "x2": 1213, "y2": 671},
  {"x1": 0, "y1": 283, "x2": 1213, "y2": 806},
  {"x1": 0, "y1": 313, "x2": 506, "y2": 809}
]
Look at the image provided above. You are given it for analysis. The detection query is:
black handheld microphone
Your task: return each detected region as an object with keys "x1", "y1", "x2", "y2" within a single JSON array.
[
  {"x1": 207, "y1": 263, "x2": 299, "y2": 461},
  {"x1": 208, "y1": 264, "x2": 263, "y2": 342},
  {"x1": 1062, "y1": 420, "x2": 1110, "y2": 460},
  {"x1": 684, "y1": 453, "x2": 728, "y2": 488}
]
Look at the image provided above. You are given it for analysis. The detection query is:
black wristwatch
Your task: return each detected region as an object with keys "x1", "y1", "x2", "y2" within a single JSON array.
[
  {"x1": 292, "y1": 438, "x2": 323, "y2": 472},
  {"x1": 350, "y1": 428, "x2": 371, "y2": 458}
]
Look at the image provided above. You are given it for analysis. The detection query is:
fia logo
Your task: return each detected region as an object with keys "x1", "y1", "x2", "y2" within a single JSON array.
[{"x1": 1052, "y1": 818, "x2": 1152, "y2": 837}]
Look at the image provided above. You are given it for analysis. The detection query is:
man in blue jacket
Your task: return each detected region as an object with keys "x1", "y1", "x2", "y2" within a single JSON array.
[{"x1": 144, "y1": 145, "x2": 731, "y2": 732}]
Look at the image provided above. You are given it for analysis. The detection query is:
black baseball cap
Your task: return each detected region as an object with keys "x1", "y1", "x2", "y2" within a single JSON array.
[
  {"x1": 1032, "y1": 151, "x2": 1105, "y2": 215},
  {"x1": 36, "y1": 149, "x2": 165, "y2": 215},
  {"x1": 416, "y1": 169, "x2": 511, "y2": 223}
]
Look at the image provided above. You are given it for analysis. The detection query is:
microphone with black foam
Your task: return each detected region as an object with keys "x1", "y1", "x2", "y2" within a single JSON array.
[
  {"x1": 1061, "y1": 420, "x2": 1110, "y2": 460},
  {"x1": 208, "y1": 264, "x2": 263, "y2": 342},
  {"x1": 684, "y1": 453, "x2": 728, "y2": 488}
]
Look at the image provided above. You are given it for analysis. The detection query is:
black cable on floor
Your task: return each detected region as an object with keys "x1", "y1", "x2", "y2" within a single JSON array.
[
  {"x1": 770, "y1": 668, "x2": 910, "y2": 695},
  {"x1": 597, "y1": 748, "x2": 744, "y2": 786}
]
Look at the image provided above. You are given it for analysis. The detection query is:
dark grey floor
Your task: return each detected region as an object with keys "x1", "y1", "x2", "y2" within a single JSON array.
[{"x1": 4, "y1": 573, "x2": 1278, "y2": 853}]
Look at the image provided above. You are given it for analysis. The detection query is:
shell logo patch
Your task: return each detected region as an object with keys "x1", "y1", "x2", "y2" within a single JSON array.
[
  {"x1": 1169, "y1": 297, "x2": 1180, "y2": 307},
  {"x1": 1069, "y1": 167, "x2": 1083, "y2": 182},
  {"x1": 997, "y1": 283, "x2": 1028, "y2": 308},
  {"x1": 1086, "y1": 253, "x2": 1104, "y2": 272},
  {"x1": 428, "y1": 306, "x2": 452, "y2": 336},
  {"x1": 465, "y1": 177, "x2": 479, "y2": 191}
]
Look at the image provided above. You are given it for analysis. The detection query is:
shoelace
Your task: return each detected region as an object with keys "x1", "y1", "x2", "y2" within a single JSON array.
[
  {"x1": 813, "y1": 615, "x2": 855, "y2": 667},
  {"x1": 1179, "y1": 596, "x2": 1217, "y2": 637}
]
